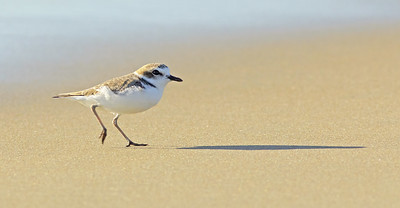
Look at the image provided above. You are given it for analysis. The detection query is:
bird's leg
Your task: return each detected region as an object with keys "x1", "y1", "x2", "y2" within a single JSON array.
[
  {"x1": 112, "y1": 114, "x2": 148, "y2": 147},
  {"x1": 91, "y1": 105, "x2": 107, "y2": 144}
]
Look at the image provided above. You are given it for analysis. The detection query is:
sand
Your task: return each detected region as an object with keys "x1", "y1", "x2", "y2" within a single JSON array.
[{"x1": 1, "y1": 25, "x2": 400, "y2": 207}]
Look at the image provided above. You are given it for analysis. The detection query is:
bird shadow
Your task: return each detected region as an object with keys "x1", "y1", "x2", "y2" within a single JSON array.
[{"x1": 178, "y1": 145, "x2": 365, "y2": 151}]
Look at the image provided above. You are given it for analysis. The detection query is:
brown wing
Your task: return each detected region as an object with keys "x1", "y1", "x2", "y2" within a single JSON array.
[{"x1": 52, "y1": 73, "x2": 143, "y2": 98}]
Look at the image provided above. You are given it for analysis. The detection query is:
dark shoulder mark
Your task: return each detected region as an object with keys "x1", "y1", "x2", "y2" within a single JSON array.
[
  {"x1": 127, "y1": 80, "x2": 145, "y2": 89},
  {"x1": 139, "y1": 77, "x2": 156, "y2": 88}
]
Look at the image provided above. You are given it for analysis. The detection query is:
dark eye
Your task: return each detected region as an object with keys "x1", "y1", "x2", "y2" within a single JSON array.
[{"x1": 152, "y1": 70, "x2": 161, "y2": 75}]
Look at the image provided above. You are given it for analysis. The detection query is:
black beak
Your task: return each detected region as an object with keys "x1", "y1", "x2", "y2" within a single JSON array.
[{"x1": 168, "y1": 75, "x2": 183, "y2": 82}]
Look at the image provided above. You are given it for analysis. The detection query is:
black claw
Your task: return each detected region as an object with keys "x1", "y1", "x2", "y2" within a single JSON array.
[
  {"x1": 134, "y1": 143, "x2": 148, "y2": 146},
  {"x1": 126, "y1": 141, "x2": 148, "y2": 147}
]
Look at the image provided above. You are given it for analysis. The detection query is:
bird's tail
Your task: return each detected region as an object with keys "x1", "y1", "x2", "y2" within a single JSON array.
[{"x1": 52, "y1": 92, "x2": 84, "y2": 99}]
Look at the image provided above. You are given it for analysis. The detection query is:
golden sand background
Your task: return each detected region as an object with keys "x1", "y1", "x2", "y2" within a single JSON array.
[{"x1": 1, "y1": 25, "x2": 400, "y2": 207}]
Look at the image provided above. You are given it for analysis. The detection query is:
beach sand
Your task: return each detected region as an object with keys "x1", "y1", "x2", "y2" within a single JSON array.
[{"x1": 1, "y1": 25, "x2": 400, "y2": 207}]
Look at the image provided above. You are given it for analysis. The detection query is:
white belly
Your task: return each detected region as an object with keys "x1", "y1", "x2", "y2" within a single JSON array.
[{"x1": 75, "y1": 86, "x2": 163, "y2": 114}]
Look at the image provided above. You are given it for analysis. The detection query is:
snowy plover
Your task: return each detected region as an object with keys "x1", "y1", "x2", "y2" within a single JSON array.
[{"x1": 53, "y1": 63, "x2": 182, "y2": 147}]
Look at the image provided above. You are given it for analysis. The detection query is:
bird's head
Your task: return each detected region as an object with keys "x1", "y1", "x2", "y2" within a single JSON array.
[{"x1": 135, "y1": 63, "x2": 182, "y2": 88}]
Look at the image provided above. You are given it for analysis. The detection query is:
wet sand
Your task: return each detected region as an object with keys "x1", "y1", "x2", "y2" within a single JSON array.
[{"x1": 1, "y1": 25, "x2": 400, "y2": 207}]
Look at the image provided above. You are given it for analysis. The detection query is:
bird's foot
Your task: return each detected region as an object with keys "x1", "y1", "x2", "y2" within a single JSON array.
[
  {"x1": 126, "y1": 141, "x2": 148, "y2": 147},
  {"x1": 99, "y1": 129, "x2": 107, "y2": 144}
]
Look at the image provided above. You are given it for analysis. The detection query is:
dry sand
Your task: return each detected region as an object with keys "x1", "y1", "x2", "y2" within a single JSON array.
[{"x1": 1, "y1": 26, "x2": 400, "y2": 207}]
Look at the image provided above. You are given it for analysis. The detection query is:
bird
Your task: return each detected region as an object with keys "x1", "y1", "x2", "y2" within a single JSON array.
[{"x1": 53, "y1": 63, "x2": 183, "y2": 147}]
